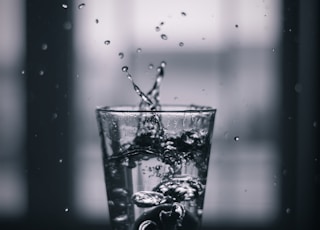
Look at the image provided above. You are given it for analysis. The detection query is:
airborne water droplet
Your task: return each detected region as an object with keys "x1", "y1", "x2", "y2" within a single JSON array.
[
  {"x1": 285, "y1": 208, "x2": 291, "y2": 214},
  {"x1": 64, "y1": 208, "x2": 69, "y2": 212},
  {"x1": 148, "y1": 64, "x2": 154, "y2": 69},
  {"x1": 39, "y1": 70, "x2": 45, "y2": 76},
  {"x1": 41, "y1": 43, "x2": 48, "y2": 50},
  {"x1": 235, "y1": 24, "x2": 239, "y2": 28},
  {"x1": 59, "y1": 158, "x2": 63, "y2": 163},
  {"x1": 155, "y1": 26, "x2": 161, "y2": 32},
  {"x1": 118, "y1": 52, "x2": 124, "y2": 59},
  {"x1": 62, "y1": 4, "x2": 68, "y2": 9},
  {"x1": 313, "y1": 121, "x2": 317, "y2": 127},
  {"x1": 181, "y1": 12, "x2": 187, "y2": 17},
  {"x1": 160, "y1": 61, "x2": 166, "y2": 68},
  {"x1": 234, "y1": 136, "x2": 240, "y2": 141},
  {"x1": 122, "y1": 66, "x2": 128, "y2": 72},
  {"x1": 78, "y1": 3, "x2": 85, "y2": 9},
  {"x1": 95, "y1": 19, "x2": 99, "y2": 24},
  {"x1": 136, "y1": 48, "x2": 142, "y2": 53},
  {"x1": 161, "y1": 34, "x2": 168, "y2": 40},
  {"x1": 104, "y1": 40, "x2": 110, "y2": 45},
  {"x1": 21, "y1": 70, "x2": 25, "y2": 75},
  {"x1": 179, "y1": 42, "x2": 184, "y2": 47}
]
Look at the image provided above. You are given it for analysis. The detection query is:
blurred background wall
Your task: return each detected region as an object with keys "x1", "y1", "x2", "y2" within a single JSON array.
[{"x1": 0, "y1": 0, "x2": 318, "y2": 229}]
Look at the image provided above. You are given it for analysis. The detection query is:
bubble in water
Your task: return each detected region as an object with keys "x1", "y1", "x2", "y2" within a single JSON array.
[
  {"x1": 161, "y1": 34, "x2": 168, "y2": 40},
  {"x1": 136, "y1": 48, "x2": 142, "y2": 53},
  {"x1": 153, "y1": 175, "x2": 204, "y2": 202},
  {"x1": 41, "y1": 43, "x2": 48, "y2": 50},
  {"x1": 179, "y1": 42, "x2": 184, "y2": 47},
  {"x1": 234, "y1": 136, "x2": 240, "y2": 141},
  {"x1": 132, "y1": 191, "x2": 166, "y2": 208},
  {"x1": 138, "y1": 220, "x2": 158, "y2": 230},
  {"x1": 112, "y1": 188, "x2": 129, "y2": 197},
  {"x1": 113, "y1": 214, "x2": 128, "y2": 223},
  {"x1": 181, "y1": 12, "x2": 187, "y2": 17},
  {"x1": 62, "y1": 4, "x2": 68, "y2": 9},
  {"x1": 78, "y1": 3, "x2": 85, "y2": 9},
  {"x1": 119, "y1": 52, "x2": 124, "y2": 59},
  {"x1": 104, "y1": 40, "x2": 110, "y2": 45},
  {"x1": 122, "y1": 66, "x2": 128, "y2": 72}
]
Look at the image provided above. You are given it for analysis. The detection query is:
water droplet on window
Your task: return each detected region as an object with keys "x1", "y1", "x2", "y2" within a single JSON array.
[
  {"x1": 104, "y1": 40, "x2": 110, "y2": 45},
  {"x1": 136, "y1": 48, "x2": 142, "y2": 53},
  {"x1": 285, "y1": 208, "x2": 291, "y2": 214},
  {"x1": 179, "y1": 42, "x2": 184, "y2": 47},
  {"x1": 122, "y1": 66, "x2": 128, "y2": 72},
  {"x1": 118, "y1": 52, "x2": 124, "y2": 59},
  {"x1": 181, "y1": 12, "x2": 187, "y2": 17},
  {"x1": 62, "y1": 4, "x2": 68, "y2": 9},
  {"x1": 161, "y1": 34, "x2": 168, "y2": 40},
  {"x1": 155, "y1": 26, "x2": 160, "y2": 32},
  {"x1": 235, "y1": 24, "x2": 239, "y2": 28},
  {"x1": 78, "y1": 3, "x2": 86, "y2": 9},
  {"x1": 41, "y1": 43, "x2": 48, "y2": 50},
  {"x1": 234, "y1": 136, "x2": 240, "y2": 141},
  {"x1": 64, "y1": 208, "x2": 69, "y2": 212},
  {"x1": 148, "y1": 64, "x2": 154, "y2": 69},
  {"x1": 39, "y1": 70, "x2": 45, "y2": 76}
]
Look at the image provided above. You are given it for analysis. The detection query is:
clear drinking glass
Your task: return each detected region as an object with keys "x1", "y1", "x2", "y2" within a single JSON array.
[{"x1": 96, "y1": 105, "x2": 216, "y2": 230}]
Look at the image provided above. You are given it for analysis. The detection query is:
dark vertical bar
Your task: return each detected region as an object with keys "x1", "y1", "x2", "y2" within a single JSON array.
[
  {"x1": 26, "y1": 0, "x2": 73, "y2": 228},
  {"x1": 296, "y1": 0, "x2": 319, "y2": 229},
  {"x1": 280, "y1": 0, "x2": 299, "y2": 229}
]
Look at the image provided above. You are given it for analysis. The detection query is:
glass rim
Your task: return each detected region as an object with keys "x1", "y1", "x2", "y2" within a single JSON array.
[{"x1": 96, "y1": 104, "x2": 216, "y2": 113}]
